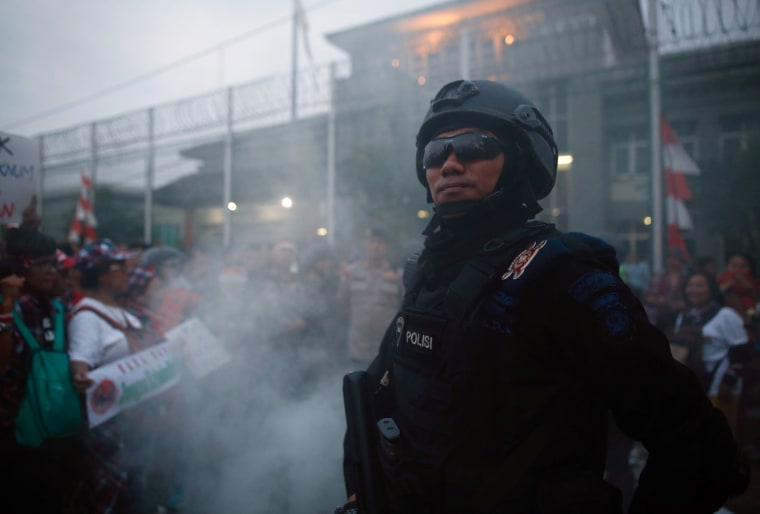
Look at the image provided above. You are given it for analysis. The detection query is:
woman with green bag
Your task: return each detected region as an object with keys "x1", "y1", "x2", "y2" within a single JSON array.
[{"x1": 0, "y1": 228, "x2": 85, "y2": 513}]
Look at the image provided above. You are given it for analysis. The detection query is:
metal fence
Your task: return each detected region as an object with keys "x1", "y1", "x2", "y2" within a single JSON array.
[
  {"x1": 39, "y1": 60, "x2": 349, "y2": 247},
  {"x1": 34, "y1": 0, "x2": 760, "y2": 251}
]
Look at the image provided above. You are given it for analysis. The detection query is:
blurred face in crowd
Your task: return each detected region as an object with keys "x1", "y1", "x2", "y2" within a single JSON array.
[
  {"x1": 727, "y1": 254, "x2": 753, "y2": 280},
  {"x1": 52, "y1": 268, "x2": 77, "y2": 296},
  {"x1": 313, "y1": 257, "x2": 334, "y2": 277},
  {"x1": 137, "y1": 276, "x2": 163, "y2": 309},
  {"x1": 685, "y1": 273, "x2": 711, "y2": 307},
  {"x1": 125, "y1": 248, "x2": 143, "y2": 268},
  {"x1": 271, "y1": 245, "x2": 296, "y2": 272},
  {"x1": 185, "y1": 247, "x2": 210, "y2": 278},
  {"x1": 244, "y1": 245, "x2": 267, "y2": 273},
  {"x1": 365, "y1": 236, "x2": 389, "y2": 262},
  {"x1": 424, "y1": 128, "x2": 505, "y2": 206},
  {"x1": 100, "y1": 260, "x2": 130, "y2": 295},
  {"x1": 25, "y1": 254, "x2": 59, "y2": 295},
  {"x1": 665, "y1": 254, "x2": 684, "y2": 273}
]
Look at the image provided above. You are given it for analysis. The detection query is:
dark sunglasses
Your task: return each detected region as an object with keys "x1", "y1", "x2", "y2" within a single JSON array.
[{"x1": 422, "y1": 132, "x2": 504, "y2": 169}]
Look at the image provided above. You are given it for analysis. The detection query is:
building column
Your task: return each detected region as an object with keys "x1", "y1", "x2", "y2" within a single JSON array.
[{"x1": 567, "y1": 82, "x2": 605, "y2": 234}]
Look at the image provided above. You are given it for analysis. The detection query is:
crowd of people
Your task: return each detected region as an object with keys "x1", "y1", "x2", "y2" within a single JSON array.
[
  {"x1": 0, "y1": 201, "x2": 402, "y2": 513},
  {"x1": 0, "y1": 184, "x2": 758, "y2": 513},
  {"x1": 617, "y1": 248, "x2": 760, "y2": 510},
  {"x1": 625, "y1": 248, "x2": 759, "y2": 439}
]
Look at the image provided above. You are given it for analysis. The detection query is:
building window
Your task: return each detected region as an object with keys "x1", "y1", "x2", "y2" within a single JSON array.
[
  {"x1": 719, "y1": 116, "x2": 746, "y2": 168},
  {"x1": 669, "y1": 120, "x2": 698, "y2": 160},
  {"x1": 610, "y1": 129, "x2": 649, "y2": 176},
  {"x1": 532, "y1": 83, "x2": 568, "y2": 151},
  {"x1": 478, "y1": 35, "x2": 495, "y2": 68}
]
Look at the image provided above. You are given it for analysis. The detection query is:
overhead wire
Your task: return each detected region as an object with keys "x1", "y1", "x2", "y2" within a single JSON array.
[{"x1": 5, "y1": 0, "x2": 338, "y2": 130}]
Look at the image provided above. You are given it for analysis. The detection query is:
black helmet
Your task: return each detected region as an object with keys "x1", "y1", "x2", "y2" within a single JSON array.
[{"x1": 415, "y1": 79, "x2": 558, "y2": 200}]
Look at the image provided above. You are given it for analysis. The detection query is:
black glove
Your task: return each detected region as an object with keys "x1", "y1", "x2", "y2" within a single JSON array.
[{"x1": 334, "y1": 500, "x2": 359, "y2": 514}]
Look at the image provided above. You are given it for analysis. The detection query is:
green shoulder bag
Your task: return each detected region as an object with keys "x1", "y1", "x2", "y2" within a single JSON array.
[{"x1": 13, "y1": 299, "x2": 82, "y2": 446}]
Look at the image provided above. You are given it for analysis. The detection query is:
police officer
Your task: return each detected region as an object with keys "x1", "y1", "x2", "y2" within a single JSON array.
[{"x1": 338, "y1": 79, "x2": 749, "y2": 514}]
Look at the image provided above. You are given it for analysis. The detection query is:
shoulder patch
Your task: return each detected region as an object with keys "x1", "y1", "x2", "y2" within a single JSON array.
[
  {"x1": 502, "y1": 240, "x2": 547, "y2": 280},
  {"x1": 591, "y1": 292, "x2": 632, "y2": 340},
  {"x1": 568, "y1": 271, "x2": 618, "y2": 304}
]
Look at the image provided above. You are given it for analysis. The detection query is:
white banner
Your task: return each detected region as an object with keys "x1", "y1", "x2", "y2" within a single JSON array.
[
  {"x1": 0, "y1": 131, "x2": 39, "y2": 224},
  {"x1": 166, "y1": 317, "x2": 230, "y2": 379},
  {"x1": 85, "y1": 340, "x2": 182, "y2": 428}
]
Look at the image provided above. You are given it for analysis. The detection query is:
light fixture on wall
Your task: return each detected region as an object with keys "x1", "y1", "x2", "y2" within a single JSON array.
[{"x1": 558, "y1": 154, "x2": 574, "y2": 171}]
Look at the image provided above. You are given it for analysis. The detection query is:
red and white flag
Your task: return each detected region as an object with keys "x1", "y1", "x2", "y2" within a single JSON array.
[
  {"x1": 68, "y1": 171, "x2": 97, "y2": 244},
  {"x1": 662, "y1": 116, "x2": 700, "y2": 259}
]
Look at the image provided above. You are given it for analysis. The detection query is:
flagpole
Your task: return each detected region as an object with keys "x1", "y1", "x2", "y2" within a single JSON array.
[
  {"x1": 648, "y1": 0, "x2": 663, "y2": 273},
  {"x1": 89, "y1": 122, "x2": 97, "y2": 213},
  {"x1": 145, "y1": 108, "x2": 155, "y2": 244},
  {"x1": 291, "y1": 0, "x2": 298, "y2": 121}
]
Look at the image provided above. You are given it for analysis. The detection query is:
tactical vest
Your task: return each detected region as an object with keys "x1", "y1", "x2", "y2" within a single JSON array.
[{"x1": 380, "y1": 224, "x2": 623, "y2": 513}]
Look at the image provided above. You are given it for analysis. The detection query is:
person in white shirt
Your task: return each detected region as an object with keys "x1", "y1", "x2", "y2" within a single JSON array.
[
  {"x1": 67, "y1": 239, "x2": 146, "y2": 514},
  {"x1": 669, "y1": 270, "x2": 752, "y2": 432},
  {"x1": 69, "y1": 240, "x2": 138, "y2": 388}
]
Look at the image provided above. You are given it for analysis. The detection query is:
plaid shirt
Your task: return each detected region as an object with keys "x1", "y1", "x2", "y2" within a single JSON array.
[{"x1": 0, "y1": 292, "x2": 64, "y2": 428}]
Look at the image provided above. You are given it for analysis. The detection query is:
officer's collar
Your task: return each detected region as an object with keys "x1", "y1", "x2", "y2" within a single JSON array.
[{"x1": 424, "y1": 189, "x2": 538, "y2": 238}]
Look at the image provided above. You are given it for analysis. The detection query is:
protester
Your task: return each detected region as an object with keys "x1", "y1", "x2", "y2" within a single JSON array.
[
  {"x1": 68, "y1": 239, "x2": 167, "y2": 513},
  {"x1": 0, "y1": 228, "x2": 84, "y2": 513},
  {"x1": 55, "y1": 246, "x2": 84, "y2": 308},
  {"x1": 619, "y1": 249, "x2": 651, "y2": 300},
  {"x1": 300, "y1": 240, "x2": 343, "y2": 379},
  {"x1": 120, "y1": 265, "x2": 186, "y2": 513},
  {"x1": 255, "y1": 240, "x2": 315, "y2": 397},
  {"x1": 644, "y1": 247, "x2": 688, "y2": 330},
  {"x1": 337, "y1": 79, "x2": 749, "y2": 514},
  {"x1": 718, "y1": 252, "x2": 760, "y2": 336},
  {"x1": 141, "y1": 245, "x2": 201, "y2": 333},
  {"x1": 668, "y1": 271, "x2": 752, "y2": 432},
  {"x1": 695, "y1": 255, "x2": 719, "y2": 279},
  {"x1": 0, "y1": 257, "x2": 22, "y2": 374}
]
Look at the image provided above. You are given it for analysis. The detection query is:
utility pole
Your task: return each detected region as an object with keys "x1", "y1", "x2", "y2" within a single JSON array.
[
  {"x1": 290, "y1": 0, "x2": 299, "y2": 121},
  {"x1": 223, "y1": 87, "x2": 234, "y2": 247},
  {"x1": 648, "y1": 0, "x2": 663, "y2": 272}
]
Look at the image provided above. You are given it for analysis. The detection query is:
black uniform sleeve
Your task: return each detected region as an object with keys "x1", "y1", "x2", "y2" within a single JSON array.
[{"x1": 549, "y1": 258, "x2": 749, "y2": 514}]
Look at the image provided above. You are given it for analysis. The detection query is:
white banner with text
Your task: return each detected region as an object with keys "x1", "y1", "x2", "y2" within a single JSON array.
[{"x1": 85, "y1": 340, "x2": 182, "y2": 428}]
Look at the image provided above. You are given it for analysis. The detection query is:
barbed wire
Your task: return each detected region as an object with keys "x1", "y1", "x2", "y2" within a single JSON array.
[
  {"x1": 6, "y1": 0, "x2": 340, "y2": 132},
  {"x1": 40, "y1": 61, "x2": 340, "y2": 161},
  {"x1": 659, "y1": 0, "x2": 760, "y2": 50},
  {"x1": 36, "y1": 0, "x2": 760, "y2": 236}
]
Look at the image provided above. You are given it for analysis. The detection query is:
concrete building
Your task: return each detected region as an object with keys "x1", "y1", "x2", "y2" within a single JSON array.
[{"x1": 68, "y1": 0, "x2": 757, "y2": 263}]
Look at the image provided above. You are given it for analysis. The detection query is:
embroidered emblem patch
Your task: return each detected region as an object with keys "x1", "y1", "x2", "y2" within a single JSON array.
[
  {"x1": 395, "y1": 316, "x2": 405, "y2": 347},
  {"x1": 502, "y1": 240, "x2": 547, "y2": 280}
]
